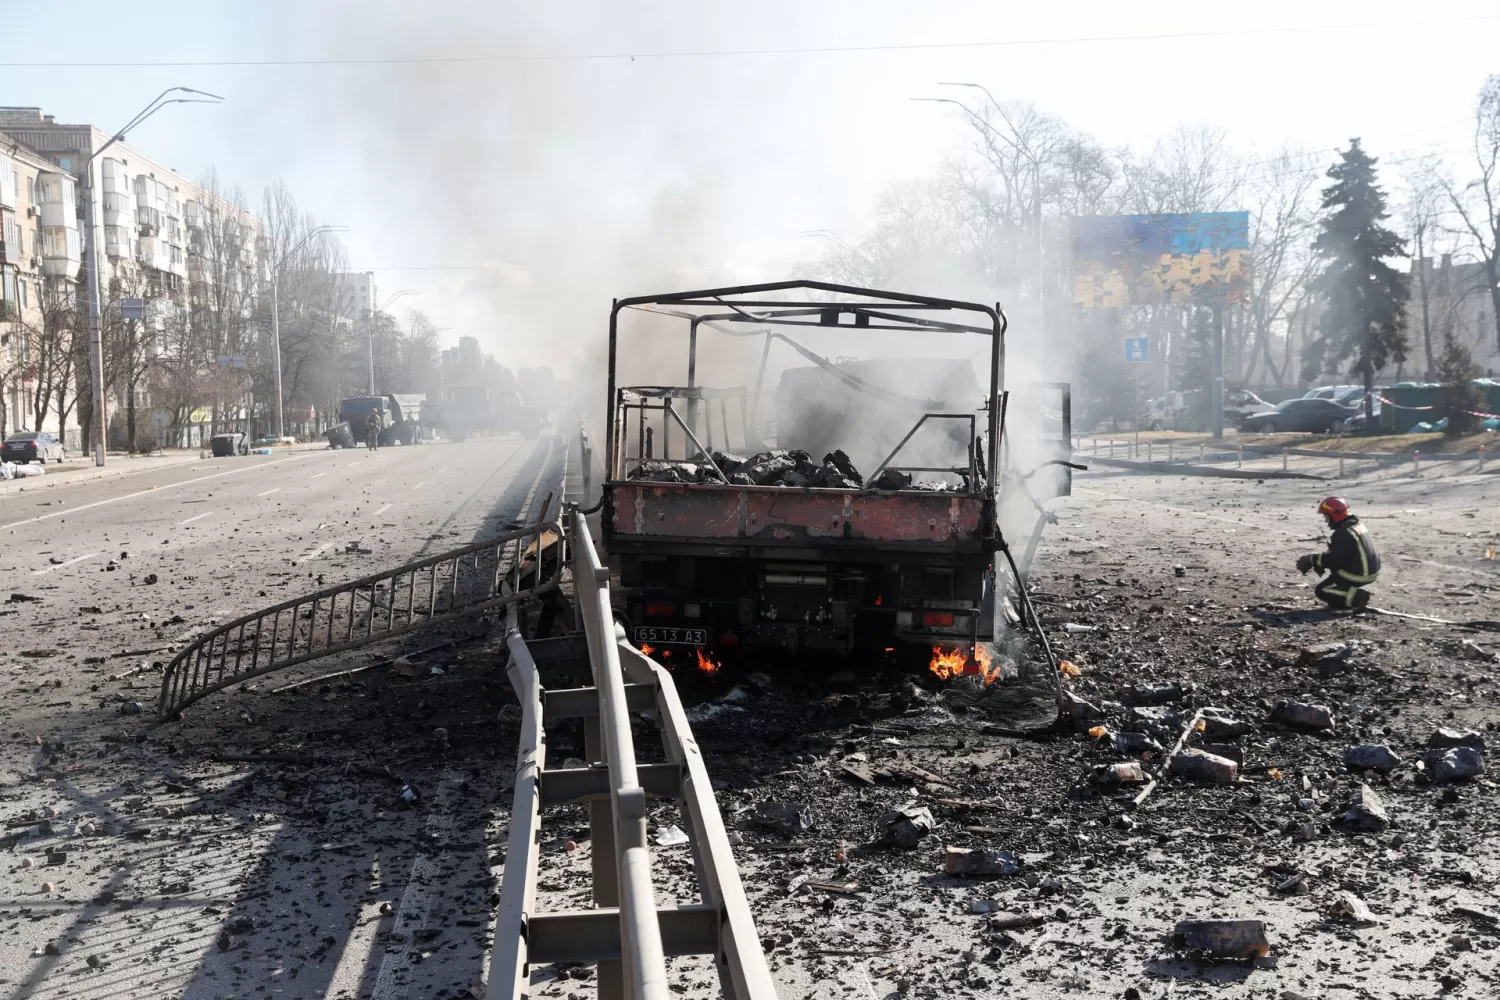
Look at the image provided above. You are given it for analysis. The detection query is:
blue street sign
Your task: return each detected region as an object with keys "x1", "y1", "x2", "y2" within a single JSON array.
[
  {"x1": 1124, "y1": 336, "x2": 1150, "y2": 363},
  {"x1": 119, "y1": 298, "x2": 144, "y2": 320}
]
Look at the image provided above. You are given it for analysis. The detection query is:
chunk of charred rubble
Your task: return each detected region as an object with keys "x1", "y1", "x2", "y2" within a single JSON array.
[
  {"x1": 727, "y1": 472, "x2": 753, "y2": 486},
  {"x1": 782, "y1": 470, "x2": 812, "y2": 488},
  {"x1": 752, "y1": 801, "x2": 813, "y2": 835},
  {"x1": 823, "y1": 449, "x2": 863, "y2": 485},
  {"x1": 1090, "y1": 761, "x2": 1145, "y2": 785},
  {"x1": 711, "y1": 451, "x2": 747, "y2": 474},
  {"x1": 810, "y1": 463, "x2": 861, "y2": 490},
  {"x1": 943, "y1": 846, "x2": 1020, "y2": 877},
  {"x1": 1199, "y1": 708, "x2": 1251, "y2": 739},
  {"x1": 869, "y1": 468, "x2": 913, "y2": 491},
  {"x1": 1111, "y1": 731, "x2": 1165, "y2": 756},
  {"x1": 1429, "y1": 727, "x2": 1486, "y2": 752},
  {"x1": 1431, "y1": 747, "x2": 1485, "y2": 782},
  {"x1": 1062, "y1": 691, "x2": 1103, "y2": 728},
  {"x1": 1129, "y1": 705, "x2": 1181, "y2": 735},
  {"x1": 1173, "y1": 919, "x2": 1270, "y2": 960},
  {"x1": 1168, "y1": 748, "x2": 1238, "y2": 783},
  {"x1": 1345, "y1": 744, "x2": 1402, "y2": 774},
  {"x1": 1271, "y1": 700, "x2": 1334, "y2": 730},
  {"x1": 1343, "y1": 784, "x2": 1390, "y2": 832},
  {"x1": 743, "y1": 453, "x2": 798, "y2": 485},
  {"x1": 881, "y1": 804, "x2": 935, "y2": 848},
  {"x1": 1117, "y1": 683, "x2": 1186, "y2": 707},
  {"x1": 1297, "y1": 641, "x2": 1351, "y2": 668}
]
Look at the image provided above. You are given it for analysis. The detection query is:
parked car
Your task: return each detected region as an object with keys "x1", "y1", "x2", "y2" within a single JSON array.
[
  {"x1": 1, "y1": 430, "x2": 65, "y2": 464},
  {"x1": 1146, "y1": 387, "x2": 1270, "y2": 431},
  {"x1": 1302, "y1": 385, "x2": 1365, "y2": 404},
  {"x1": 1238, "y1": 397, "x2": 1361, "y2": 434}
]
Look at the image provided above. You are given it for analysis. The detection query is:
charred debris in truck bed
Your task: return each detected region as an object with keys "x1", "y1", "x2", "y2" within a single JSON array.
[{"x1": 626, "y1": 448, "x2": 962, "y2": 492}]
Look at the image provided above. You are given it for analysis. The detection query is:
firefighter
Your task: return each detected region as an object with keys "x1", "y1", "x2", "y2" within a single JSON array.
[
  {"x1": 365, "y1": 409, "x2": 383, "y2": 451},
  {"x1": 1296, "y1": 496, "x2": 1380, "y2": 610}
]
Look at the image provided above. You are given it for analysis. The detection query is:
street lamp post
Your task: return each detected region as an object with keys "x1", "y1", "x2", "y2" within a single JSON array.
[
  {"x1": 81, "y1": 87, "x2": 222, "y2": 466},
  {"x1": 370, "y1": 289, "x2": 415, "y2": 395},
  {"x1": 269, "y1": 225, "x2": 345, "y2": 439}
]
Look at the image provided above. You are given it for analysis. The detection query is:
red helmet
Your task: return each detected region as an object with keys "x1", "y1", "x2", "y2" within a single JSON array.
[{"x1": 1317, "y1": 496, "x2": 1351, "y2": 522}]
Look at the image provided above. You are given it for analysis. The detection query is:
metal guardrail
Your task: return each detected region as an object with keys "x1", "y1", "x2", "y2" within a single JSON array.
[
  {"x1": 157, "y1": 519, "x2": 563, "y2": 718},
  {"x1": 489, "y1": 507, "x2": 775, "y2": 1000}
]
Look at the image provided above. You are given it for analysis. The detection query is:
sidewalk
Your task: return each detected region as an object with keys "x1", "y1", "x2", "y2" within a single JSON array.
[{"x1": 0, "y1": 442, "x2": 330, "y2": 497}]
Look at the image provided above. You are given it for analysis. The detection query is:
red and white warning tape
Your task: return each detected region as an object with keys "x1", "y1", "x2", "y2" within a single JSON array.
[{"x1": 1372, "y1": 394, "x2": 1500, "y2": 420}]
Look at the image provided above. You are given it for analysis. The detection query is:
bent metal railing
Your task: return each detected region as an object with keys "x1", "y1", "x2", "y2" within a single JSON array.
[
  {"x1": 488, "y1": 507, "x2": 775, "y2": 1000},
  {"x1": 157, "y1": 520, "x2": 563, "y2": 718}
]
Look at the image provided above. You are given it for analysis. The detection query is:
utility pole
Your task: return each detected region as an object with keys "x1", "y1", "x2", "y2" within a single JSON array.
[{"x1": 80, "y1": 87, "x2": 222, "y2": 465}]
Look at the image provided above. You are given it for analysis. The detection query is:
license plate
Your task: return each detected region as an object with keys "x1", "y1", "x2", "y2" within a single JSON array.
[{"x1": 634, "y1": 626, "x2": 707, "y2": 646}]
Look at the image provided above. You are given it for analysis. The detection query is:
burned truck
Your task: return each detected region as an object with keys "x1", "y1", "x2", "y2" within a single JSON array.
[{"x1": 599, "y1": 280, "x2": 1072, "y2": 665}]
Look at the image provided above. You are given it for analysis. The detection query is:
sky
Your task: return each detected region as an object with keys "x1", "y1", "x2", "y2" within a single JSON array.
[{"x1": 2, "y1": 0, "x2": 1498, "y2": 372}]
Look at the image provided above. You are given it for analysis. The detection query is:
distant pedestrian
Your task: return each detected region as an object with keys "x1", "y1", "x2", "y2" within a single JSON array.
[{"x1": 365, "y1": 409, "x2": 382, "y2": 451}]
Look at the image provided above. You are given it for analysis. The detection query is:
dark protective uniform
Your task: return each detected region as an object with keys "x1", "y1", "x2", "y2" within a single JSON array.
[{"x1": 1310, "y1": 515, "x2": 1380, "y2": 609}]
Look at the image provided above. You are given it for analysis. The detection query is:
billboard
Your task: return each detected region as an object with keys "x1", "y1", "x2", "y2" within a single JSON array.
[{"x1": 1071, "y1": 212, "x2": 1249, "y2": 308}]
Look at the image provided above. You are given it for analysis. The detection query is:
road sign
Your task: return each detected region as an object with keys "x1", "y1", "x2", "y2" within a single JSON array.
[
  {"x1": 217, "y1": 354, "x2": 247, "y2": 369},
  {"x1": 119, "y1": 298, "x2": 144, "y2": 320},
  {"x1": 1124, "y1": 336, "x2": 1150, "y2": 363}
]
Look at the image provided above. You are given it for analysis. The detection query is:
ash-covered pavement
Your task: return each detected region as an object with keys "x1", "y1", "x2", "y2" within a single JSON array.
[{"x1": 2, "y1": 453, "x2": 1496, "y2": 1000}]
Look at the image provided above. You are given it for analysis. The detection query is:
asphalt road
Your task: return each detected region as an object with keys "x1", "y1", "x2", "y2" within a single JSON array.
[{"x1": 0, "y1": 434, "x2": 563, "y2": 1000}]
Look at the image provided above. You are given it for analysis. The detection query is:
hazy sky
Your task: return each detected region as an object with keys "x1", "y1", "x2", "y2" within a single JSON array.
[{"x1": 3, "y1": 0, "x2": 1497, "y2": 368}]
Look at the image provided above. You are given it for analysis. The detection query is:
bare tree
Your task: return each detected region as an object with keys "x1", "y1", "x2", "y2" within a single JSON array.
[
  {"x1": 1443, "y1": 74, "x2": 1500, "y2": 361},
  {"x1": 1241, "y1": 150, "x2": 1320, "y2": 386},
  {"x1": 23, "y1": 277, "x2": 80, "y2": 441}
]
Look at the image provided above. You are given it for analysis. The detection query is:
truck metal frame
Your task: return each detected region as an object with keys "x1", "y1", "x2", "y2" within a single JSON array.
[{"x1": 601, "y1": 280, "x2": 1021, "y2": 658}]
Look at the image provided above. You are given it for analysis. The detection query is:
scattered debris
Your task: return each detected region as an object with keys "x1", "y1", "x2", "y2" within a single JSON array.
[
  {"x1": 943, "y1": 847, "x2": 1019, "y2": 877},
  {"x1": 1090, "y1": 761, "x2": 1145, "y2": 785},
  {"x1": 752, "y1": 801, "x2": 813, "y2": 835},
  {"x1": 1429, "y1": 727, "x2": 1486, "y2": 752},
  {"x1": 1330, "y1": 892, "x2": 1379, "y2": 926},
  {"x1": 654, "y1": 825, "x2": 689, "y2": 848},
  {"x1": 1173, "y1": 919, "x2": 1270, "y2": 959},
  {"x1": 880, "y1": 804, "x2": 935, "y2": 848}
]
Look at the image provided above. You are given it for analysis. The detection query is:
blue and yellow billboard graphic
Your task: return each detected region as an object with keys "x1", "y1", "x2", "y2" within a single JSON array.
[{"x1": 1071, "y1": 212, "x2": 1249, "y2": 307}]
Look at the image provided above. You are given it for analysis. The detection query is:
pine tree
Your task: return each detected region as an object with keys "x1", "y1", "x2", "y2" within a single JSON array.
[
  {"x1": 1303, "y1": 139, "x2": 1410, "y2": 424},
  {"x1": 1434, "y1": 331, "x2": 1481, "y2": 437},
  {"x1": 1174, "y1": 307, "x2": 1215, "y2": 427}
]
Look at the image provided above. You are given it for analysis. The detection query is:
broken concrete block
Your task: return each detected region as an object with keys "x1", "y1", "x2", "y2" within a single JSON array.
[
  {"x1": 1199, "y1": 708, "x2": 1251, "y2": 739},
  {"x1": 1344, "y1": 744, "x2": 1402, "y2": 774},
  {"x1": 1429, "y1": 728, "x2": 1486, "y2": 752},
  {"x1": 1432, "y1": 747, "x2": 1485, "y2": 782},
  {"x1": 1272, "y1": 700, "x2": 1334, "y2": 730},
  {"x1": 1168, "y1": 748, "x2": 1238, "y2": 782},
  {"x1": 1343, "y1": 784, "x2": 1390, "y2": 832},
  {"x1": 1298, "y1": 641, "x2": 1350, "y2": 667},
  {"x1": 1090, "y1": 761, "x2": 1145, "y2": 785}
]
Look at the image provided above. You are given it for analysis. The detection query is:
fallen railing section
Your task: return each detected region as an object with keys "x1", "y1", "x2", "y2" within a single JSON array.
[
  {"x1": 157, "y1": 520, "x2": 562, "y2": 718},
  {"x1": 489, "y1": 507, "x2": 775, "y2": 1000}
]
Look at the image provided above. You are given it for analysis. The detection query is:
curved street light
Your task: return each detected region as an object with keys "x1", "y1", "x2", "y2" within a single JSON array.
[
  {"x1": 369, "y1": 289, "x2": 416, "y2": 393},
  {"x1": 82, "y1": 87, "x2": 224, "y2": 465},
  {"x1": 269, "y1": 224, "x2": 346, "y2": 439}
]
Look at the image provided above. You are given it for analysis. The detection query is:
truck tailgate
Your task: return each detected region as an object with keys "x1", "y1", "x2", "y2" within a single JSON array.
[{"x1": 607, "y1": 482, "x2": 988, "y2": 551}]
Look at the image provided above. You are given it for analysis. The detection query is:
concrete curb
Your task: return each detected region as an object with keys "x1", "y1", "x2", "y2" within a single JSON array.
[
  {"x1": 0, "y1": 443, "x2": 331, "y2": 497},
  {"x1": 1087, "y1": 456, "x2": 1326, "y2": 480}
]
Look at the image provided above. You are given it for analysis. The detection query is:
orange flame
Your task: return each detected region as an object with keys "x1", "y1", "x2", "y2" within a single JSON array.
[
  {"x1": 928, "y1": 643, "x2": 1000, "y2": 684},
  {"x1": 695, "y1": 648, "x2": 721, "y2": 674},
  {"x1": 640, "y1": 643, "x2": 655, "y2": 656}
]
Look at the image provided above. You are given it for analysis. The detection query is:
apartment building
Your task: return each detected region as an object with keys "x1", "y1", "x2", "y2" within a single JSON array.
[
  {"x1": 0, "y1": 107, "x2": 262, "y2": 447},
  {"x1": 1405, "y1": 256, "x2": 1500, "y2": 378},
  {"x1": 0, "y1": 136, "x2": 79, "y2": 438}
]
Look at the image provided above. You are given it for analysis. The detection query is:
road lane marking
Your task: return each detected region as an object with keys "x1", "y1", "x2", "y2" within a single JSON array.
[
  {"x1": 0, "y1": 452, "x2": 315, "y2": 531},
  {"x1": 33, "y1": 553, "x2": 97, "y2": 574},
  {"x1": 411, "y1": 481, "x2": 426, "y2": 491},
  {"x1": 296, "y1": 542, "x2": 333, "y2": 563},
  {"x1": 180, "y1": 511, "x2": 211, "y2": 525},
  {"x1": 374, "y1": 502, "x2": 393, "y2": 516},
  {"x1": 311, "y1": 472, "x2": 327, "y2": 479},
  {"x1": 258, "y1": 488, "x2": 280, "y2": 497}
]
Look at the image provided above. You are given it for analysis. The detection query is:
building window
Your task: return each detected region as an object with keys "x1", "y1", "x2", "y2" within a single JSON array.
[
  {"x1": 42, "y1": 227, "x2": 70, "y2": 257},
  {"x1": 39, "y1": 177, "x2": 63, "y2": 203},
  {"x1": 17, "y1": 279, "x2": 26, "y2": 308}
]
